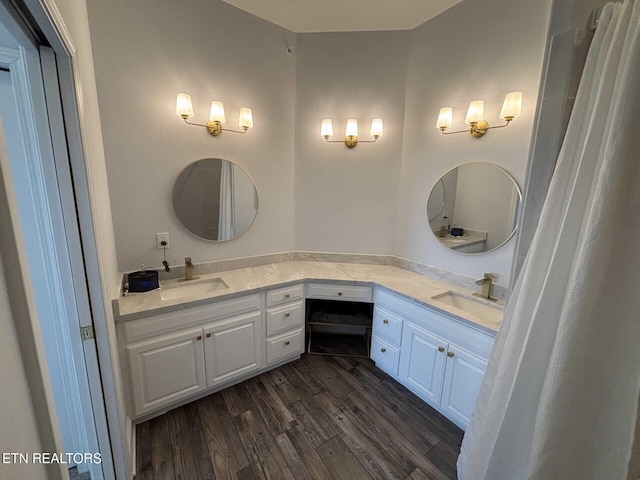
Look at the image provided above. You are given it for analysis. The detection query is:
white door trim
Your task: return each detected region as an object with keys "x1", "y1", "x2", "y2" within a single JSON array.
[{"x1": 20, "y1": 0, "x2": 131, "y2": 476}]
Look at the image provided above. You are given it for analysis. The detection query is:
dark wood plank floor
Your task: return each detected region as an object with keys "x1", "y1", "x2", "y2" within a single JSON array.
[{"x1": 135, "y1": 353, "x2": 464, "y2": 480}]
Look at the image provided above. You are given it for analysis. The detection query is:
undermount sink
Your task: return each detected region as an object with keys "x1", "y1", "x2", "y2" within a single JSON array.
[
  {"x1": 160, "y1": 277, "x2": 229, "y2": 301},
  {"x1": 431, "y1": 290, "x2": 504, "y2": 324}
]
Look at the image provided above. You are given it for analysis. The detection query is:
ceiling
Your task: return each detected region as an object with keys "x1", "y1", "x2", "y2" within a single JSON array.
[{"x1": 220, "y1": 0, "x2": 463, "y2": 33}]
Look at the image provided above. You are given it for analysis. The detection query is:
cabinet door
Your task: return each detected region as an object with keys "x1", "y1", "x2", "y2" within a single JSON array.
[
  {"x1": 440, "y1": 343, "x2": 488, "y2": 429},
  {"x1": 398, "y1": 322, "x2": 447, "y2": 406},
  {"x1": 127, "y1": 327, "x2": 205, "y2": 417},
  {"x1": 204, "y1": 310, "x2": 263, "y2": 387}
]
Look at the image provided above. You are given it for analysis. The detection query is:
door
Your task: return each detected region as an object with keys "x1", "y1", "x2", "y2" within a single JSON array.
[
  {"x1": 204, "y1": 310, "x2": 262, "y2": 386},
  {"x1": 0, "y1": 34, "x2": 109, "y2": 477},
  {"x1": 398, "y1": 322, "x2": 447, "y2": 405},
  {"x1": 127, "y1": 327, "x2": 206, "y2": 416},
  {"x1": 440, "y1": 343, "x2": 488, "y2": 428}
]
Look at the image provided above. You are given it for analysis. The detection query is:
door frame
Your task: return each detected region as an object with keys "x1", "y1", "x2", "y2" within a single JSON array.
[{"x1": 0, "y1": 0, "x2": 129, "y2": 477}]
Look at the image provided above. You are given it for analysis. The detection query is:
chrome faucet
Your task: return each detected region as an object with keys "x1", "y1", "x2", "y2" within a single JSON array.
[
  {"x1": 474, "y1": 273, "x2": 498, "y2": 301},
  {"x1": 184, "y1": 257, "x2": 196, "y2": 281}
]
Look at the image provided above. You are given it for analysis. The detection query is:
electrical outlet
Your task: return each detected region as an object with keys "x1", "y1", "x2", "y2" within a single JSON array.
[{"x1": 156, "y1": 232, "x2": 170, "y2": 249}]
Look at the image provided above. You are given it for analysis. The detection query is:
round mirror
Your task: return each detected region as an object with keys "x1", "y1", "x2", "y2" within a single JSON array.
[
  {"x1": 173, "y1": 158, "x2": 258, "y2": 241},
  {"x1": 427, "y1": 163, "x2": 521, "y2": 254},
  {"x1": 427, "y1": 179, "x2": 445, "y2": 222}
]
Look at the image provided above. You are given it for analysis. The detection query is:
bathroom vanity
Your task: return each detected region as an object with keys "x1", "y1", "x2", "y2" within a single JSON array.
[{"x1": 114, "y1": 261, "x2": 501, "y2": 429}]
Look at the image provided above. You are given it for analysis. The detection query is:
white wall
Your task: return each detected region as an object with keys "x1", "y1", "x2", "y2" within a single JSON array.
[
  {"x1": 86, "y1": 0, "x2": 553, "y2": 288},
  {"x1": 396, "y1": 0, "x2": 553, "y2": 286},
  {"x1": 86, "y1": 0, "x2": 296, "y2": 272},
  {"x1": 293, "y1": 30, "x2": 409, "y2": 254}
]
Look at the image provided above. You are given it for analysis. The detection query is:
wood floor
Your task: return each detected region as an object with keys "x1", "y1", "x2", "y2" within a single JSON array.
[{"x1": 135, "y1": 353, "x2": 464, "y2": 480}]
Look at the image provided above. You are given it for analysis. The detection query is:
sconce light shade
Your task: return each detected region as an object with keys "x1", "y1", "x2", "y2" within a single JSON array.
[
  {"x1": 465, "y1": 100, "x2": 485, "y2": 125},
  {"x1": 321, "y1": 119, "x2": 334, "y2": 138},
  {"x1": 209, "y1": 101, "x2": 226, "y2": 124},
  {"x1": 178, "y1": 93, "x2": 252, "y2": 136},
  {"x1": 436, "y1": 108, "x2": 453, "y2": 130},
  {"x1": 499, "y1": 91, "x2": 523, "y2": 120},
  {"x1": 370, "y1": 118, "x2": 384, "y2": 138},
  {"x1": 322, "y1": 117, "x2": 381, "y2": 148},
  {"x1": 345, "y1": 119, "x2": 358, "y2": 137},
  {"x1": 238, "y1": 107, "x2": 253, "y2": 129},
  {"x1": 437, "y1": 91, "x2": 521, "y2": 138},
  {"x1": 176, "y1": 93, "x2": 194, "y2": 119}
]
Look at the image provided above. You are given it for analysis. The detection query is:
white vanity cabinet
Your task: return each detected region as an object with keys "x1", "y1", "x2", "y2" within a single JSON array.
[
  {"x1": 120, "y1": 294, "x2": 263, "y2": 418},
  {"x1": 373, "y1": 287, "x2": 494, "y2": 429},
  {"x1": 264, "y1": 284, "x2": 305, "y2": 365}
]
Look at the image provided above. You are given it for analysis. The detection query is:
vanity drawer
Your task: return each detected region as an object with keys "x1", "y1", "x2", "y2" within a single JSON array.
[
  {"x1": 307, "y1": 283, "x2": 372, "y2": 302},
  {"x1": 266, "y1": 283, "x2": 305, "y2": 307},
  {"x1": 266, "y1": 328, "x2": 304, "y2": 365},
  {"x1": 370, "y1": 335, "x2": 400, "y2": 375},
  {"x1": 372, "y1": 305, "x2": 404, "y2": 346},
  {"x1": 123, "y1": 294, "x2": 261, "y2": 343},
  {"x1": 266, "y1": 300, "x2": 304, "y2": 337}
]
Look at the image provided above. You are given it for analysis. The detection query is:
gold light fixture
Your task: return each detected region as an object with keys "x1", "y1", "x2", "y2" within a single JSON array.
[
  {"x1": 436, "y1": 92, "x2": 522, "y2": 138},
  {"x1": 176, "y1": 93, "x2": 253, "y2": 136},
  {"x1": 321, "y1": 118, "x2": 383, "y2": 148}
]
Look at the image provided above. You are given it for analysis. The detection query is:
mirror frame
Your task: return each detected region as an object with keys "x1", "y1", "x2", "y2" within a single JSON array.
[
  {"x1": 426, "y1": 162, "x2": 522, "y2": 255},
  {"x1": 172, "y1": 158, "x2": 259, "y2": 242}
]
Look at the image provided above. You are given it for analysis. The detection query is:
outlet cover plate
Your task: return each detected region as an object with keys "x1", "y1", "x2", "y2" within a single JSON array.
[{"x1": 156, "y1": 232, "x2": 170, "y2": 249}]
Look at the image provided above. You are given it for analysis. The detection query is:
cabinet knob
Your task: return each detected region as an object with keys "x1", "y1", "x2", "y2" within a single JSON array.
[
  {"x1": 206, "y1": 333, "x2": 212, "y2": 338},
  {"x1": 285, "y1": 312, "x2": 291, "y2": 317},
  {"x1": 383, "y1": 319, "x2": 389, "y2": 324},
  {"x1": 196, "y1": 335, "x2": 202, "y2": 341},
  {"x1": 284, "y1": 294, "x2": 290, "y2": 299},
  {"x1": 438, "y1": 346, "x2": 445, "y2": 352},
  {"x1": 337, "y1": 291, "x2": 343, "y2": 296},
  {"x1": 381, "y1": 347, "x2": 386, "y2": 353},
  {"x1": 447, "y1": 351, "x2": 455, "y2": 358},
  {"x1": 285, "y1": 341, "x2": 290, "y2": 346}
]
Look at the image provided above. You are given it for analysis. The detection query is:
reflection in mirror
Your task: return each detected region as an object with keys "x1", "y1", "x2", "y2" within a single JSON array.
[
  {"x1": 427, "y1": 179, "x2": 445, "y2": 221},
  {"x1": 173, "y1": 158, "x2": 258, "y2": 241},
  {"x1": 427, "y1": 163, "x2": 521, "y2": 254}
]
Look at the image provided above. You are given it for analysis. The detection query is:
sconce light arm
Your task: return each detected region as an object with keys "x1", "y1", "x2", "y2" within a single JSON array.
[
  {"x1": 485, "y1": 119, "x2": 513, "y2": 130},
  {"x1": 354, "y1": 137, "x2": 380, "y2": 143},
  {"x1": 322, "y1": 137, "x2": 380, "y2": 143},
  {"x1": 439, "y1": 119, "x2": 513, "y2": 137},
  {"x1": 181, "y1": 117, "x2": 249, "y2": 135},
  {"x1": 323, "y1": 136, "x2": 380, "y2": 148}
]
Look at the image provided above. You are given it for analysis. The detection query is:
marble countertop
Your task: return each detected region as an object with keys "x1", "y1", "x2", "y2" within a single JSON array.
[
  {"x1": 437, "y1": 231, "x2": 487, "y2": 250},
  {"x1": 113, "y1": 261, "x2": 503, "y2": 334}
]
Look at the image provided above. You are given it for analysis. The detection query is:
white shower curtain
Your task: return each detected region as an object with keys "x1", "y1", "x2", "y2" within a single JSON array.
[
  {"x1": 218, "y1": 160, "x2": 236, "y2": 241},
  {"x1": 458, "y1": 2, "x2": 640, "y2": 479}
]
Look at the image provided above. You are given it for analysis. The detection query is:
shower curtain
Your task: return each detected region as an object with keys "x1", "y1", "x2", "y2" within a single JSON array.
[
  {"x1": 218, "y1": 160, "x2": 235, "y2": 241},
  {"x1": 457, "y1": 2, "x2": 640, "y2": 479}
]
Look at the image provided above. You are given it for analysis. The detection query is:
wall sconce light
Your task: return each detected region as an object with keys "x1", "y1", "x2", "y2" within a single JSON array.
[
  {"x1": 176, "y1": 93, "x2": 253, "y2": 136},
  {"x1": 436, "y1": 92, "x2": 522, "y2": 138},
  {"x1": 321, "y1": 118, "x2": 383, "y2": 148}
]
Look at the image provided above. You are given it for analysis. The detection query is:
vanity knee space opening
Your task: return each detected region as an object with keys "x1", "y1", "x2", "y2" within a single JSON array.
[{"x1": 305, "y1": 298, "x2": 374, "y2": 358}]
